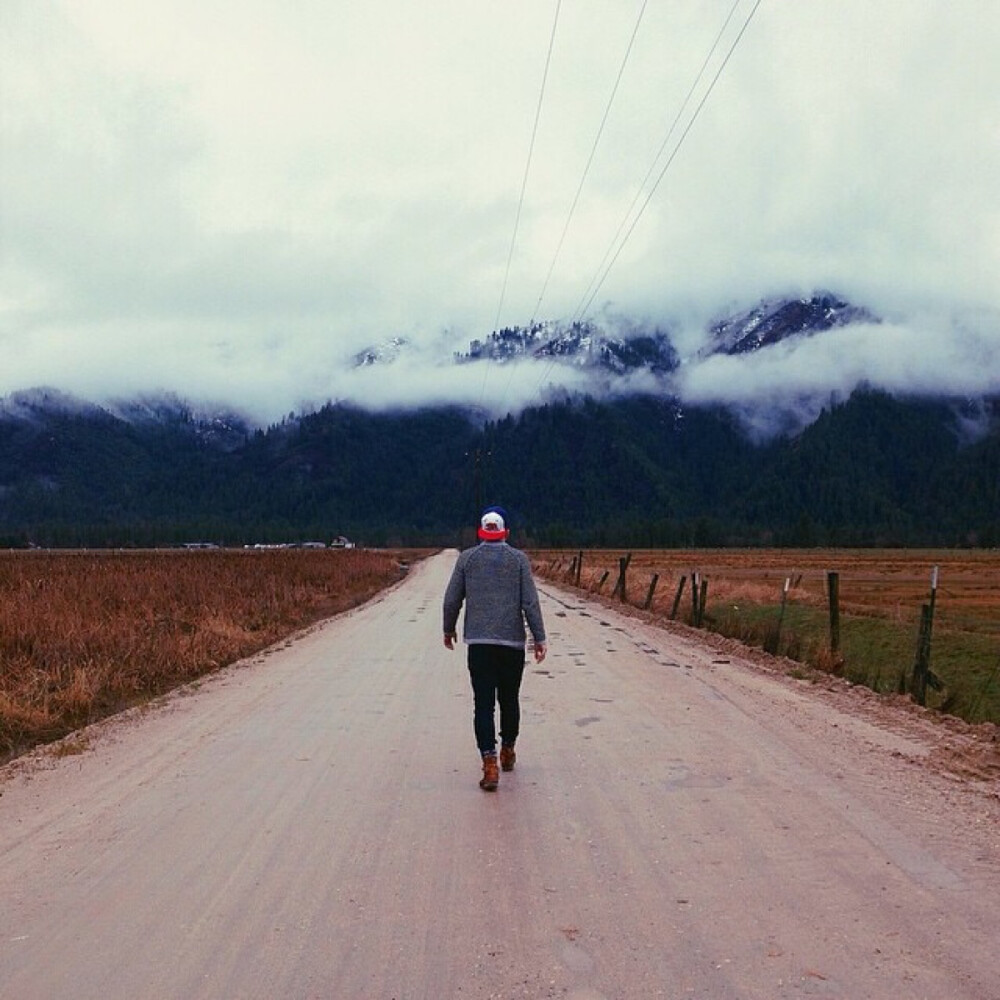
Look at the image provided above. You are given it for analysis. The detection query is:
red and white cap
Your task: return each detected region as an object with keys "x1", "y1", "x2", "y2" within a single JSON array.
[{"x1": 478, "y1": 509, "x2": 508, "y2": 541}]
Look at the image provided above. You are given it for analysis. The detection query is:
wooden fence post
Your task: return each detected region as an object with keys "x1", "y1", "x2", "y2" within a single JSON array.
[
  {"x1": 912, "y1": 603, "x2": 932, "y2": 706},
  {"x1": 575, "y1": 550, "x2": 583, "y2": 586},
  {"x1": 595, "y1": 570, "x2": 610, "y2": 594},
  {"x1": 768, "y1": 576, "x2": 791, "y2": 654},
  {"x1": 827, "y1": 571, "x2": 840, "y2": 655},
  {"x1": 612, "y1": 553, "x2": 632, "y2": 602},
  {"x1": 926, "y1": 564, "x2": 938, "y2": 656},
  {"x1": 670, "y1": 576, "x2": 687, "y2": 620},
  {"x1": 644, "y1": 573, "x2": 659, "y2": 610},
  {"x1": 690, "y1": 572, "x2": 700, "y2": 623},
  {"x1": 696, "y1": 578, "x2": 709, "y2": 627},
  {"x1": 911, "y1": 566, "x2": 943, "y2": 705}
]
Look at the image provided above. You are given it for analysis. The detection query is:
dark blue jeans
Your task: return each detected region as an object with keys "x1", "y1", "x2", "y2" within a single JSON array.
[{"x1": 467, "y1": 644, "x2": 526, "y2": 757}]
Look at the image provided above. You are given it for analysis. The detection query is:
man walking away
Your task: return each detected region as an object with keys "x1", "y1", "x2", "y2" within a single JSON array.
[{"x1": 442, "y1": 506, "x2": 547, "y2": 791}]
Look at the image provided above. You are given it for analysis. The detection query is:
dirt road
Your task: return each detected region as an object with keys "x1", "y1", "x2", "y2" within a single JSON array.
[{"x1": 2, "y1": 551, "x2": 998, "y2": 999}]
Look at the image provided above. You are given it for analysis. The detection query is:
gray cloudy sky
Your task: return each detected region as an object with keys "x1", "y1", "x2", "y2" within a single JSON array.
[{"x1": 2, "y1": 0, "x2": 998, "y2": 423}]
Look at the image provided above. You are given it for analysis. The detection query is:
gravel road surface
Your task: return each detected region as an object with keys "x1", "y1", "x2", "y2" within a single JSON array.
[{"x1": 1, "y1": 550, "x2": 998, "y2": 999}]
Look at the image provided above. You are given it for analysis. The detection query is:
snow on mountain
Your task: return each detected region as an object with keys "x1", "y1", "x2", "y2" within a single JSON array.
[
  {"x1": 453, "y1": 320, "x2": 678, "y2": 376},
  {"x1": 702, "y1": 293, "x2": 877, "y2": 358},
  {"x1": 350, "y1": 320, "x2": 679, "y2": 388},
  {"x1": 0, "y1": 387, "x2": 107, "y2": 423},
  {"x1": 352, "y1": 294, "x2": 873, "y2": 384},
  {"x1": 0, "y1": 388, "x2": 251, "y2": 450},
  {"x1": 1, "y1": 293, "x2": 931, "y2": 436},
  {"x1": 353, "y1": 337, "x2": 409, "y2": 368}
]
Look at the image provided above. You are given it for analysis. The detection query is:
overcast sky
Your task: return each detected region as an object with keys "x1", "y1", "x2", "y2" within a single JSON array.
[{"x1": 2, "y1": 0, "x2": 998, "y2": 423}]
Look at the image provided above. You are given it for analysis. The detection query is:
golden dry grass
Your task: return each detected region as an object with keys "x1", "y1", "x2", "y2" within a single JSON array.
[
  {"x1": 0, "y1": 548, "x2": 423, "y2": 761},
  {"x1": 534, "y1": 548, "x2": 1000, "y2": 627}
]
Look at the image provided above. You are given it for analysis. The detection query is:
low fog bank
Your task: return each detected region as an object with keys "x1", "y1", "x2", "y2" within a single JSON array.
[
  {"x1": 674, "y1": 311, "x2": 1000, "y2": 438},
  {"x1": 2, "y1": 303, "x2": 997, "y2": 437}
]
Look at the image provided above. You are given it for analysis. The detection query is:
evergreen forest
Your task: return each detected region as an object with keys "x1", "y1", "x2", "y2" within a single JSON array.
[{"x1": 1, "y1": 389, "x2": 997, "y2": 549}]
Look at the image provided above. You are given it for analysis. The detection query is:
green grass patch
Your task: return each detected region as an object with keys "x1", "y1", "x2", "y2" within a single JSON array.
[{"x1": 708, "y1": 600, "x2": 1000, "y2": 724}]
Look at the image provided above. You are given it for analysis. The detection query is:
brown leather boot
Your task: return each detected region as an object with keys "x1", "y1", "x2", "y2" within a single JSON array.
[
  {"x1": 499, "y1": 745, "x2": 516, "y2": 772},
  {"x1": 479, "y1": 754, "x2": 499, "y2": 791}
]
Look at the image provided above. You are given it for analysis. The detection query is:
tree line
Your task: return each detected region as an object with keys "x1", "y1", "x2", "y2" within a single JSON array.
[{"x1": 1, "y1": 389, "x2": 997, "y2": 548}]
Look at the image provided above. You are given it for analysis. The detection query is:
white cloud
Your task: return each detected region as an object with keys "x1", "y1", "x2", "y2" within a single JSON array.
[
  {"x1": 675, "y1": 311, "x2": 1000, "y2": 437},
  {"x1": 2, "y1": 0, "x2": 999, "y2": 422}
]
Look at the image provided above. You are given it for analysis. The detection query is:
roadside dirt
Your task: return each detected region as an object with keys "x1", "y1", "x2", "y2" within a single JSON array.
[{"x1": 545, "y1": 573, "x2": 1000, "y2": 783}]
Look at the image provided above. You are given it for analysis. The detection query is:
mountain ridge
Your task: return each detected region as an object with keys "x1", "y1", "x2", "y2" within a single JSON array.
[
  {"x1": 355, "y1": 292, "x2": 876, "y2": 383},
  {"x1": 2, "y1": 293, "x2": 996, "y2": 547}
]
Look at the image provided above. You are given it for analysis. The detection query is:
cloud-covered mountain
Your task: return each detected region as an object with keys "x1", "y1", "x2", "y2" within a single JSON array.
[
  {"x1": 335, "y1": 292, "x2": 999, "y2": 440},
  {"x1": 5, "y1": 4, "x2": 997, "y2": 439},
  {"x1": 702, "y1": 293, "x2": 877, "y2": 357},
  {"x1": 3, "y1": 288, "x2": 997, "y2": 428},
  {"x1": 352, "y1": 294, "x2": 866, "y2": 382},
  {"x1": 2, "y1": 292, "x2": 999, "y2": 550},
  {"x1": 5, "y1": 291, "x2": 999, "y2": 441},
  {"x1": 450, "y1": 321, "x2": 679, "y2": 377}
]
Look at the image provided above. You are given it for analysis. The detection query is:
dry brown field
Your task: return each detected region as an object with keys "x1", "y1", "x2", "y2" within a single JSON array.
[
  {"x1": 532, "y1": 548, "x2": 1000, "y2": 724},
  {"x1": 534, "y1": 548, "x2": 1000, "y2": 625},
  {"x1": 0, "y1": 548, "x2": 427, "y2": 762}
]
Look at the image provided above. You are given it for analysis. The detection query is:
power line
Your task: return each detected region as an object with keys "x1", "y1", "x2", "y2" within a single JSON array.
[
  {"x1": 569, "y1": 0, "x2": 744, "y2": 326},
  {"x1": 527, "y1": 0, "x2": 650, "y2": 330},
  {"x1": 475, "y1": 0, "x2": 562, "y2": 491},
  {"x1": 478, "y1": 0, "x2": 563, "y2": 412},
  {"x1": 573, "y1": 0, "x2": 764, "y2": 324},
  {"x1": 490, "y1": 0, "x2": 563, "y2": 341},
  {"x1": 528, "y1": 0, "x2": 762, "y2": 398},
  {"x1": 478, "y1": 0, "x2": 766, "y2": 416},
  {"x1": 496, "y1": 0, "x2": 650, "y2": 415}
]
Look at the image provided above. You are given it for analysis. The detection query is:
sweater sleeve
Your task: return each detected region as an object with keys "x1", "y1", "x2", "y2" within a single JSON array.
[
  {"x1": 442, "y1": 554, "x2": 466, "y2": 635},
  {"x1": 519, "y1": 553, "x2": 546, "y2": 643}
]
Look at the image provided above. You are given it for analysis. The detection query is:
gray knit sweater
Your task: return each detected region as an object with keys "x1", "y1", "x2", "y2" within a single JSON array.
[{"x1": 442, "y1": 542, "x2": 546, "y2": 648}]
